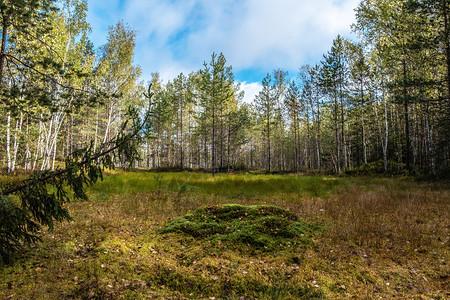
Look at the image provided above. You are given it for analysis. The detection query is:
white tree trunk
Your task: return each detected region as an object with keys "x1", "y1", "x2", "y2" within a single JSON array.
[
  {"x1": 425, "y1": 104, "x2": 435, "y2": 174},
  {"x1": 41, "y1": 116, "x2": 53, "y2": 170},
  {"x1": 50, "y1": 112, "x2": 66, "y2": 170},
  {"x1": 24, "y1": 116, "x2": 31, "y2": 169},
  {"x1": 383, "y1": 88, "x2": 389, "y2": 171},
  {"x1": 374, "y1": 88, "x2": 389, "y2": 172},
  {"x1": 6, "y1": 111, "x2": 11, "y2": 172},
  {"x1": 94, "y1": 109, "x2": 99, "y2": 153},
  {"x1": 33, "y1": 115, "x2": 43, "y2": 170},
  {"x1": 11, "y1": 112, "x2": 23, "y2": 172},
  {"x1": 103, "y1": 101, "x2": 114, "y2": 144}
]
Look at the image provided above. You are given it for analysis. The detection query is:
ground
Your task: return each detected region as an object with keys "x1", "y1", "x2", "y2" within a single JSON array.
[{"x1": 0, "y1": 171, "x2": 449, "y2": 299}]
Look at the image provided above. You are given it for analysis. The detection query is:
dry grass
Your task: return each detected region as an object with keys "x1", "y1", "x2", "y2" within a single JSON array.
[
  {"x1": 298, "y1": 183, "x2": 449, "y2": 299},
  {"x1": 0, "y1": 173, "x2": 448, "y2": 299}
]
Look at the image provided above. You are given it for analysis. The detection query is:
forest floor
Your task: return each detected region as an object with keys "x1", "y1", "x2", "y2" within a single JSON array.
[{"x1": 0, "y1": 171, "x2": 449, "y2": 299}]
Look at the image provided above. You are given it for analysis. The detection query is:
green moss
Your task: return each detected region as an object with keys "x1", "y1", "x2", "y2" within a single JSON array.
[{"x1": 161, "y1": 204, "x2": 321, "y2": 252}]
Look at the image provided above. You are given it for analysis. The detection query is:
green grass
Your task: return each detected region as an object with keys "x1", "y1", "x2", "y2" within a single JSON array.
[
  {"x1": 87, "y1": 171, "x2": 349, "y2": 201},
  {"x1": 0, "y1": 171, "x2": 448, "y2": 299}
]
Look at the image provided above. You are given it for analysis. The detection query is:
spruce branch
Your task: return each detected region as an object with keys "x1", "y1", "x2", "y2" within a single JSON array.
[{"x1": 0, "y1": 85, "x2": 153, "y2": 262}]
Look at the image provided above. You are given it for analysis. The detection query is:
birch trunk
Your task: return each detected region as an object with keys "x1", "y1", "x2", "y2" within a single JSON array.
[
  {"x1": 24, "y1": 116, "x2": 31, "y2": 169},
  {"x1": 11, "y1": 112, "x2": 23, "y2": 172},
  {"x1": 425, "y1": 102, "x2": 435, "y2": 174},
  {"x1": 33, "y1": 115, "x2": 43, "y2": 170},
  {"x1": 6, "y1": 111, "x2": 11, "y2": 172}
]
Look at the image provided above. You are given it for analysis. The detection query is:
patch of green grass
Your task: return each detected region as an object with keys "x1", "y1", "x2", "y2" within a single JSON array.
[
  {"x1": 87, "y1": 171, "x2": 349, "y2": 201},
  {"x1": 161, "y1": 204, "x2": 321, "y2": 252}
]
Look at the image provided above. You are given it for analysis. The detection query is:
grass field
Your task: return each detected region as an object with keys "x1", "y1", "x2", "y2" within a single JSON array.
[{"x1": 0, "y1": 171, "x2": 449, "y2": 299}]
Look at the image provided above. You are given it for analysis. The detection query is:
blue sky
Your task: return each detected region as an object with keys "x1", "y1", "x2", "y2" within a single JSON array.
[{"x1": 86, "y1": 0, "x2": 360, "y2": 102}]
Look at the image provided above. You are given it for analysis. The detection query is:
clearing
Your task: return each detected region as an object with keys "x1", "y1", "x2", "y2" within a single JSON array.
[{"x1": 0, "y1": 172, "x2": 448, "y2": 299}]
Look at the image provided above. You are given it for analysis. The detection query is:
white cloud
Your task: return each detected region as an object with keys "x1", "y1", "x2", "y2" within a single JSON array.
[
  {"x1": 87, "y1": 0, "x2": 361, "y2": 82},
  {"x1": 240, "y1": 81, "x2": 262, "y2": 104},
  {"x1": 195, "y1": 0, "x2": 360, "y2": 69}
]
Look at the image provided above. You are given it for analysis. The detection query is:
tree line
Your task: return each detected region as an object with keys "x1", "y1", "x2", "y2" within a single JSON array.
[{"x1": 1, "y1": 0, "x2": 449, "y2": 176}]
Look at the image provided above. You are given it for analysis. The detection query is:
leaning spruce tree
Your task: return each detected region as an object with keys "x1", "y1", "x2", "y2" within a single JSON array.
[{"x1": 0, "y1": 86, "x2": 153, "y2": 263}]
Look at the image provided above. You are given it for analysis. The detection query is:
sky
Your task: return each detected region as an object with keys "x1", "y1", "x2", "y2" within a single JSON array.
[{"x1": 86, "y1": 0, "x2": 360, "y2": 103}]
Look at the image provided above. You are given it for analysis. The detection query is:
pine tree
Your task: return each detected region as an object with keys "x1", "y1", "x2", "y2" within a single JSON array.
[
  {"x1": 254, "y1": 74, "x2": 276, "y2": 172},
  {"x1": 320, "y1": 36, "x2": 349, "y2": 173},
  {"x1": 199, "y1": 52, "x2": 233, "y2": 175}
]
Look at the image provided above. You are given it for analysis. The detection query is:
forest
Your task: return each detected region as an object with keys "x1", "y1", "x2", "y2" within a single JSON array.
[
  {"x1": 0, "y1": 0, "x2": 449, "y2": 299},
  {"x1": 1, "y1": 0, "x2": 449, "y2": 176}
]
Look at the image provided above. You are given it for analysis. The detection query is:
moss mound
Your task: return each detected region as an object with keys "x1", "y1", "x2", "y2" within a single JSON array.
[{"x1": 161, "y1": 204, "x2": 321, "y2": 252}]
